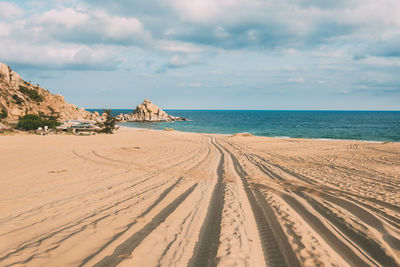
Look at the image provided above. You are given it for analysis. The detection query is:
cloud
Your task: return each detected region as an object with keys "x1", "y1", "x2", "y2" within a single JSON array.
[
  {"x1": 0, "y1": 22, "x2": 12, "y2": 36},
  {"x1": 156, "y1": 54, "x2": 198, "y2": 73},
  {"x1": 0, "y1": 40, "x2": 122, "y2": 70},
  {"x1": 0, "y1": 4, "x2": 149, "y2": 70},
  {"x1": 288, "y1": 77, "x2": 305, "y2": 83},
  {"x1": 178, "y1": 82, "x2": 202, "y2": 87},
  {"x1": 0, "y1": 2, "x2": 23, "y2": 20},
  {"x1": 31, "y1": 7, "x2": 150, "y2": 46},
  {"x1": 1, "y1": 0, "x2": 400, "y2": 75},
  {"x1": 156, "y1": 40, "x2": 204, "y2": 53},
  {"x1": 166, "y1": 55, "x2": 191, "y2": 68},
  {"x1": 27, "y1": 0, "x2": 400, "y2": 57},
  {"x1": 38, "y1": 7, "x2": 90, "y2": 29}
]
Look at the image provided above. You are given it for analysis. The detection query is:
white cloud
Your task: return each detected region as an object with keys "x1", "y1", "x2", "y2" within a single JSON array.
[
  {"x1": 32, "y1": 7, "x2": 149, "y2": 45},
  {"x1": 0, "y1": 2, "x2": 23, "y2": 20},
  {"x1": 312, "y1": 50, "x2": 345, "y2": 58},
  {"x1": 157, "y1": 40, "x2": 204, "y2": 53},
  {"x1": 166, "y1": 54, "x2": 198, "y2": 68},
  {"x1": 1, "y1": 0, "x2": 400, "y2": 72},
  {"x1": 288, "y1": 77, "x2": 305, "y2": 83},
  {"x1": 167, "y1": 55, "x2": 188, "y2": 67},
  {"x1": 169, "y1": 0, "x2": 220, "y2": 22},
  {"x1": 0, "y1": 22, "x2": 11, "y2": 36},
  {"x1": 103, "y1": 15, "x2": 143, "y2": 39},
  {"x1": 0, "y1": 40, "x2": 122, "y2": 70},
  {"x1": 178, "y1": 82, "x2": 202, "y2": 87},
  {"x1": 38, "y1": 7, "x2": 89, "y2": 28},
  {"x1": 0, "y1": 5, "x2": 149, "y2": 69}
]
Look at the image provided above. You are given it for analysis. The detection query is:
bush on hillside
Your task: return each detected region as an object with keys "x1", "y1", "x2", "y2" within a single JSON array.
[
  {"x1": 0, "y1": 109, "x2": 7, "y2": 119},
  {"x1": 19, "y1": 85, "x2": 44, "y2": 102},
  {"x1": 17, "y1": 114, "x2": 60, "y2": 131},
  {"x1": 12, "y1": 94, "x2": 23, "y2": 105}
]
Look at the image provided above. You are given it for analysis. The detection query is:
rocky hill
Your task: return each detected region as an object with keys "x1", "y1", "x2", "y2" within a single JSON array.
[
  {"x1": 0, "y1": 62, "x2": 97, "y2": 122},
  {"x1": 117, "y1": 99, "x2": 187, "y2": 122}
]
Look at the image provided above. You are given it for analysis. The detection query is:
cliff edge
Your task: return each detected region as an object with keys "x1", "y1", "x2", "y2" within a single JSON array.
[{"x1": 0, "y1": 62, "x2": 97, "y2": 122}]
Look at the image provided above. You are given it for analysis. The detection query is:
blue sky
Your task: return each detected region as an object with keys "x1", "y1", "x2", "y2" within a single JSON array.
[{"x1": 1, "y1": 0, "x2": 400, "y2": 110}]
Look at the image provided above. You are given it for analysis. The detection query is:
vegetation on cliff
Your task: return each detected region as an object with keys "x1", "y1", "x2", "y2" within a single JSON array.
[
  {"x1": 0, "y1": 62, "x2": 97, "y2": 122},
  {"x1": 0, "y1": 109, "x2": 7, "y2": 120},
  {"x1": 17, "y1": 114, "x2": 60, "y2": 131},
  {"x1": 19, "y1": 85, "x2": 44, "y2": 102}
]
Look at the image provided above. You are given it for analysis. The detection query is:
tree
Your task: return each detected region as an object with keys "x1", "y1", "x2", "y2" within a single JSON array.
[
  {"x1": 96, "y1": 109, "x2": 118, "y2": 134},
  {"x1": 0, "y1": 109, "x2": 7, "y2": 120},
  {"x1": 17, "y1": 114, "x2": 60, "y2": 131}
]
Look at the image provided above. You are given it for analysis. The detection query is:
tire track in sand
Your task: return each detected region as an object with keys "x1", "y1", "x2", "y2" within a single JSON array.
[
  {"x1": 223, "y1": 140, "x2": 398, "y2": 266},
  {"x1": 187, "y1": 137, "x2": 225, "y2": 267},
  {"x1": 93, "y1": 184, "x2": 198, "y2": 267},
  {"x1": 215, "y1": 139, "x2": 301, "y2": 267},
  {"x1": 79, "y1": 176, "x2": 185, "y2": 266}
]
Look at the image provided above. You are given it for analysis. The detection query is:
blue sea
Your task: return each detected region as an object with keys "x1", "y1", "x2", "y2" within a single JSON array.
[{"x1": 88, "y1": 110, "x2": 400, "y2": 142}]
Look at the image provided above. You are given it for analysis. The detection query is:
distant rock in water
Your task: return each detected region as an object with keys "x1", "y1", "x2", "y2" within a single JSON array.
[
  {"x1": 117, "y1": 99, "x2": 187, "y2": 122},
  {"x1": 0, "y1": 62, "x2": 98, "y2": 122}
]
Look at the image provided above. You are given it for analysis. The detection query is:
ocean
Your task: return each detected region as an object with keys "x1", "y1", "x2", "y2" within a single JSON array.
[{"x1": 87, "y1": 110, "x2": 400, "y2": 142}]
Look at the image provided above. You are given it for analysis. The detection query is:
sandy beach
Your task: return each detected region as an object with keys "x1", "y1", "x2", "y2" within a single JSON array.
[{"x1": 1, "y1": 128, "x2": 399, "y2": 266}]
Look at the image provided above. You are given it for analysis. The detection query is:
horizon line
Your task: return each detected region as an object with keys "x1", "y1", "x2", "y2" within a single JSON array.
[{"x1": 86, "y1": 108, "x2": 400, "y2": 112}]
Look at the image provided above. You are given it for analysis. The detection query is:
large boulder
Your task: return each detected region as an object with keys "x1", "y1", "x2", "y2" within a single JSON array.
[{"x1": 118, "y1": 99, "x2": 187, "y2": 122}]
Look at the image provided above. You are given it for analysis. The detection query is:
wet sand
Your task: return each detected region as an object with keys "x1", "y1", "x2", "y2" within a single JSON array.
[{"x1": 0, "y1": 128, "x2": 399, "y2": 266}]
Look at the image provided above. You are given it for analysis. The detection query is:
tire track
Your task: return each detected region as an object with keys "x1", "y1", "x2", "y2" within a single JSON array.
[
  {"x1": 224, "y1": 140, "x2": 399, "y2": 266},
  {"x1": 79, "y1": 176, "x2": 185, "y2": 266},
  {"x1": 298, "y1": 192, "x2": 399, "y2": 267},
  {"x1": 215, "y1": 139, "x2": 301, "y2": 267},
  {"x1": 0, "y1": 176, "x2": 178, "y2": 265},
  {"x1": 0, "y1": 136, "x2": 210, "y2": 234},
  {"x1": 93, "y1": 184, "x2": 198, "y2": 267},
  {"x1": 7, "y1": 136, "x2": 213, "y2": 266},
  {"x1": 244, "y1": 148, "x2": 400, "y2": 214},
  {"x1": 187, "y1": 137, "x2": 224, "y2": 267}
]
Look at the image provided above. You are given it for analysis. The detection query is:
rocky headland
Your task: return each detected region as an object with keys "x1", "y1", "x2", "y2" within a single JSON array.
[
  {"x1": 0, "y1": 62, "x2": 98, "y2": 123},
  {"x1": 117, "y1": 99, "x2": 187, "y2": 122}
]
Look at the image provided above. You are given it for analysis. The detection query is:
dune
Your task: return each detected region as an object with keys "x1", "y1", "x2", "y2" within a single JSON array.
[{"x1": 0, "y1": 128, "x2": 399, "y2": 266}]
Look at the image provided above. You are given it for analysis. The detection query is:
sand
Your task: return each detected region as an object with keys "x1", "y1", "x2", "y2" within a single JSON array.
[{"x1": 0, "y1": 128, "x2": 399, "y2": 266}]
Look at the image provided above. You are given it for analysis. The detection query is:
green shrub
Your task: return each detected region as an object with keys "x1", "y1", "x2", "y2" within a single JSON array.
[
  {"x1": 0, "y1": 109, "x2": 7, "y2": 119},
  {"x1": 19, "y1": 86, "x2": 44, "y2": 102},
  {"x1": 46, "y1": 106, "x2": 60, "y2": 119},
  {"x1": 96, "y1": 109, "x2": 118, "y2": 134},
  {"x1": 12, "y1": 94, "x2": 23, "y2": 105},
  {"x1": 17, "y1": 114, "x2": 60, "y2": 131}
]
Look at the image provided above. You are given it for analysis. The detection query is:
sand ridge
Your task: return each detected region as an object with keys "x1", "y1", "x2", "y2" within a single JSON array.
[{"x1": 0, "y1": 128, "x2": 399, "y2": 266}]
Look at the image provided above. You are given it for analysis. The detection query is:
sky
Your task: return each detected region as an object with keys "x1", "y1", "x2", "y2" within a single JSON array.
[{"x1": 1, "y1": 0, "x2": 400, "y2": 110}]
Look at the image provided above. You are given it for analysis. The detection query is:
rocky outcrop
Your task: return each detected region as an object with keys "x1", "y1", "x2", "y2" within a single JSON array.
[
  {"x1": 117, "y1": 99, "x2": 187, "y2": 122},
  {"x1": 0, "y1": 62, "x2": 98, "y2": 122},
  {"x1": 0, "y1": 122, "x2": 12, "y2": 132}
]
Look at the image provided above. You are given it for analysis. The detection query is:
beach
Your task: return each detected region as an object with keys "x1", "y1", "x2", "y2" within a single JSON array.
[{"x1": 1, "y1": 128, "x2": 399, "y2": 266}]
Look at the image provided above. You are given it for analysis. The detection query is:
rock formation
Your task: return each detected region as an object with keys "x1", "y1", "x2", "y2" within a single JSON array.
[
  {"x1": 0, "y1": 121, "x2": 12, "y2": 132},
  {"x1": 0, "y1": 62, "x2": 98, "y2": 122},
  {"x1": 117, "y1": 99, "x2": 187, "y2": 122}
]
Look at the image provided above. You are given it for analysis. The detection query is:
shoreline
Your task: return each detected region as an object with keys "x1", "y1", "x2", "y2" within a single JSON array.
[
  {"x1": 2, "y1": 123, "x2": 397, "y2": 144},
  {"x1": 118, "y1": 124, "x2": 397, "y2": 143}
]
